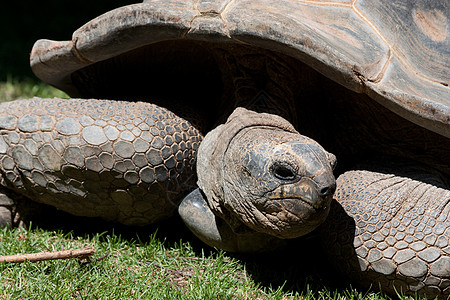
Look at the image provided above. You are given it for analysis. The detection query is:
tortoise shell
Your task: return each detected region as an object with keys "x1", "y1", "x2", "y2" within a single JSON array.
[{"x1": 30, "y1": 0, "x2": 449, "y2": 137}]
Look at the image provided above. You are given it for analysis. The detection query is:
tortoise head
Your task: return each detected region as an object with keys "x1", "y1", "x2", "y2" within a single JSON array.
[{"x1": 196, "y1": 108, "x2": 336, "y2": 239}]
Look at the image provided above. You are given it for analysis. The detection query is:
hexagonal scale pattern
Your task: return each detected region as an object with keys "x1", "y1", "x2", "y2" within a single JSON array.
[
  {"x1": 322, "y1": 168, "x2": 450, "y2": 299},
  {"x1": 0, "y1": 98, "x2": 203, "y2": 225}
]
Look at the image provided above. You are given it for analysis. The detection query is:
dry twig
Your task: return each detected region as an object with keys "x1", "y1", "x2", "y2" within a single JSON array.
[{"x1": 0, "y1": 247, "x2": 95, "y2": 264}]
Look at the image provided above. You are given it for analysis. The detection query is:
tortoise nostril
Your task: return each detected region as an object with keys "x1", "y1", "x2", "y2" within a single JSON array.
[
  {"x1": 319, "y1": 186, "x2": 332, "y2": 196},
  {"x1": 271, "y1": 163, "x2": 296, "y2": 181}
]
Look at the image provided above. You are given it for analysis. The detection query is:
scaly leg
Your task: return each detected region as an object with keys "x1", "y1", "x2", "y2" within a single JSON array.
[
  {"x1": 322, "y1": 162, "x2": 450, "y2": 299},
  {"x1": 0, "y1": 97, "x2": 202, "y2": 226}
]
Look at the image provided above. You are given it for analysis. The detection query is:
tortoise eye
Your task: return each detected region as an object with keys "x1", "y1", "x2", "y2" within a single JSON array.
[{"x1": 271, "y1": 162, "x2": 297, "y2": 181}]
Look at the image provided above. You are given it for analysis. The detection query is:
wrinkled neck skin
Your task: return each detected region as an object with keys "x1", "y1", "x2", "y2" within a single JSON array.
[
  {"x1": 180, "y1": 107, "x2": 336, "y2": 252},
  {"x1": 179, "y1": 48, "x2": 336, "y2": 252}
]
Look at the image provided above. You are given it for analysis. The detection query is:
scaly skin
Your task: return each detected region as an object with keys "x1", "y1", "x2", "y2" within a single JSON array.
[
  {"x1": 322, "y1": 166, "x2": 450, "y2": 298},
  {"x1": 0, "y1": 97, "x2": 202, "y2": 226},
  {"x1": 1, "y1": 97, "x2": 449, "y2": 298},
  {"x1": 0, "y1": 46, "x2": 448, "y2": 298}
]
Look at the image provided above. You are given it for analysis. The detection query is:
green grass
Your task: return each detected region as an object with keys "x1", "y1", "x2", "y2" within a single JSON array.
[
  {"x1": 0, "y1": 224, "x2": 396, "y2": 300},
  {"x1": 0, "y1": 226, "x2": 269, "y2": 299},
  {"x1": 0, "y1": 80, "x2": 423, "y2": 299},
  {"x1": 0, "y1": 76, "x2": 68, "y2": 102}
]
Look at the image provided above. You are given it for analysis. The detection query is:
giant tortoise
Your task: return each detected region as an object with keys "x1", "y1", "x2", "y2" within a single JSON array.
[{"x1": 0, "y1": 0, "x2": 449, "y2": 298}]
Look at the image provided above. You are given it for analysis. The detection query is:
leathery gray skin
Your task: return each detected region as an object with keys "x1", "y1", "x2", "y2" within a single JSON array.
[{"x1": 179, "y1": 108, "x2": 336, "y2": 252}]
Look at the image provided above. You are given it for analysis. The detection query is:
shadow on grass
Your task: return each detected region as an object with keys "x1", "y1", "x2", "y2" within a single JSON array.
[
  {"x1": 24, "y1": 201, "x2": 368, "y2": 298},
  {"x1": 233, "y1": 235, "x2": 358, "y2": 297}
]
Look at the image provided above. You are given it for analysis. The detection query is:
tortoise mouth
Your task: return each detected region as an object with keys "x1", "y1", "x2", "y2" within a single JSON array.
[
  {"x1": 265, "y1": 178, "x2": 332, "y2": 211},
  {"x1": 268, "y1": 195, "x2": 332, "y2": 222},
  {"x1": 272, "y1": 196, "x2": 328, "y2": 211},
  {"x1": 259, "y1": 180, "x2": 333, "y2": 238},
  {"x1": 255, "y1": 197, "x2": 331, "y2": 239},
  {"x1": 251, "y1": 191, "x2": 332, "y2": 238}
]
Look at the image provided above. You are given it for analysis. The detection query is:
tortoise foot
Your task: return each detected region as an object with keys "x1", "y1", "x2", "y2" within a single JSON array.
[
  {"x1": 0, "y1": 191, "x2": 32, "y2": 228},
  {"x1": 0, "y1": 193, "x2": 15, "y2": 227}
]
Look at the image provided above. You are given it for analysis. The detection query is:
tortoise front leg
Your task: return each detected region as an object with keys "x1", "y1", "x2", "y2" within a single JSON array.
[
  {"x1": 322, "y1": 162, "x2": 450, "y2": 299},
  {"x1": 0, "y1": 97, "x2": 202, "y2": 226}
]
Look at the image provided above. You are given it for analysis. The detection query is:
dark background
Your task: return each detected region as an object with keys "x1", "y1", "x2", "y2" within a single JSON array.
[{"x1": 0, "y1": 0, "x2": 136, "y2": 81}]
